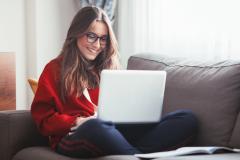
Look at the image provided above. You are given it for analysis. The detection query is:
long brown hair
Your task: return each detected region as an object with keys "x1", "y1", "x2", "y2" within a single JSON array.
[{"x1": 59, "y1": 6, "x2": 120, "y2": 102}]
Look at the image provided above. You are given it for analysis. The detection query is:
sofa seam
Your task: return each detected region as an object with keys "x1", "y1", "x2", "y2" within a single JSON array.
[
  {"x1": 130, "y1": 56, "x2": 240, "y2": 68},
  {"x1": 227, "y1": 111, "x2": 240, "y2": 147}
]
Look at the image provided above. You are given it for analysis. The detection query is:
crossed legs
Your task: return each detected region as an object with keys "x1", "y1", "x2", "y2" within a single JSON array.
[{"x1": 56, "y1": 109, "x2": 198, "y2": 158}]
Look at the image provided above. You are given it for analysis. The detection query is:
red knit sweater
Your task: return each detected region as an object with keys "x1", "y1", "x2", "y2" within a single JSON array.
[{"x1": 31, "y1": 57, "x2": 99, "y2": 150}]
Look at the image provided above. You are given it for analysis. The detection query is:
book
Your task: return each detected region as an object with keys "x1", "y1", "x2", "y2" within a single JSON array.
[{"x1": 134, "y1": 146, "x2": 240, "y2": 159}]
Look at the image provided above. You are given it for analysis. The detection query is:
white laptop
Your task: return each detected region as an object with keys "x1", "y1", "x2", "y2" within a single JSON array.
[{"x1": 97, "y1": 70, "x2": 167, "y2": 124}]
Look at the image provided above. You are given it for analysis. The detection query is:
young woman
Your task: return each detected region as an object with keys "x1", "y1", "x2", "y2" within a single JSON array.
[{"x1": 31, "y1": 6, "x2": 198, "y2": 158}]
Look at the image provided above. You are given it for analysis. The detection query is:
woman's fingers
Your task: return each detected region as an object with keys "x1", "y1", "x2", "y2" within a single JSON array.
[{"x1": 68, "y1": 116, "x2": 97, "y2": 136}]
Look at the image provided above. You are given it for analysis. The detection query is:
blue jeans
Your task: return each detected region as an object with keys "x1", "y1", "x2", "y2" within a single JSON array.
[{"x1": 56, "y1": 109, "x2": 198, "y2": 158}]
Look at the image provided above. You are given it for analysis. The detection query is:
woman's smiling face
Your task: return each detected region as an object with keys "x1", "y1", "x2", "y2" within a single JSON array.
[{"x1": 77, "y1": 21, "x2": 108, "y2": 61}]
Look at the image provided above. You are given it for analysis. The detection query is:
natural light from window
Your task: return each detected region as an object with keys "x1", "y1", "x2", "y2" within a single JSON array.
[{"x1": 118, "y1": 0, "x2": 240, "y2": 64}]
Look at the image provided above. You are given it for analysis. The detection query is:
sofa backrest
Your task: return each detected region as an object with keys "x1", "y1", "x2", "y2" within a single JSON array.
[
  {"x1": 127, "y1": 53, "x2": 240, "y2": 148},
  {"x1": 0, "y1": 110, "x2": 48, "y2": 160}
]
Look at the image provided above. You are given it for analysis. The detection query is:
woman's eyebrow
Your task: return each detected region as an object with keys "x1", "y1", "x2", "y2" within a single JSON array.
[{"x1": 87, "y1": 31, "x2": 108, "y2": 37}]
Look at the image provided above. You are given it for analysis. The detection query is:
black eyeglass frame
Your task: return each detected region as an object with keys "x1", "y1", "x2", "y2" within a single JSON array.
[{"x1": 85, "y1": 32, "x2": 109, "y2": 46}]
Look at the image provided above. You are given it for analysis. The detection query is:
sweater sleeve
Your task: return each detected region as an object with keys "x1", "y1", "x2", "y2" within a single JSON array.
[
  {"x1": 88, "y1": 88, "x2": 99, "y2": 106},
  {"x1": 31, "y1": 61, "x2": 76, "y2": 136}
]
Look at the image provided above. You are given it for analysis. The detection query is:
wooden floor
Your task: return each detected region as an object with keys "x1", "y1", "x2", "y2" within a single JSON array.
[{"x1": 0, "y1": 53, "x2": 16, "y2": 110}]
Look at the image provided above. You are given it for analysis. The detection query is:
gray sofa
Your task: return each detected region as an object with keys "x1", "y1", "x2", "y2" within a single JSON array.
[{"x1": 1, "y1": 53, "x2": 240, "y2": 160}]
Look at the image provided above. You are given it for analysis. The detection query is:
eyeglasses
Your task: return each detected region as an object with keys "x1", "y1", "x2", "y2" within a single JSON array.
[{"x1": 85, "y1": 32, "x2": 108, "y2": 46}]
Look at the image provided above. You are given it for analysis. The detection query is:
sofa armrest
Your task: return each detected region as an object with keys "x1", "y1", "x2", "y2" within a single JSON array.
[{"x1": 0, "y1": 110, "x2": 48, "y2": 160}]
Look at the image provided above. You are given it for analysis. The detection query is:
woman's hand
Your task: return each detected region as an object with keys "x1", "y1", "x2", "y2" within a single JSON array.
[
  {"x1": 69, "y1": 113, "x2": 97, "y2": 135},
  {"x1": 71, "y1": 116, "x2": 93, "y2": 131},
  {"x1": 68, "y1": 102, "x2": 98, "y2": 135}
]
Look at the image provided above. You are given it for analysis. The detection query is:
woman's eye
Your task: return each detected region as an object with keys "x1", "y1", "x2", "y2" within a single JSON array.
[
  {"x1": 101, "y1": 36, "x2": 107, "y2": 41},
  {"x1": 88, "y1": 34, "x2": 96, "y2": 39}
]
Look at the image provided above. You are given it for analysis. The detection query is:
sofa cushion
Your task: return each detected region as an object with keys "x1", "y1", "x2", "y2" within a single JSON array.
[
  {"x1": 127, "y1": 54, "x2": 240, "y2": 147},
  {"x1": 13, "y1": 146, "x2": 140, "y2": 160},
  {"x1": 0, "y1": 110, "x2": 48, "y2": 160},
  {"x1": 13, "y1": 147, "x2": 240, "y2": 160}
]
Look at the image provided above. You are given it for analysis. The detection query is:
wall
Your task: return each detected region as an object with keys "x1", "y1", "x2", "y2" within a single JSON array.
[
  {"x1": 0, "y1": 0, "x2": 80, "y2": 109},
  {"x1": 34, "y1": 0, "x2": 80, "y2": 77},
  {"x1": 26, "y1": 0, "x2": 80, "y2": 107},
  {"x1": 0, "y1": 0, "x2": 26, "y2": 109}
]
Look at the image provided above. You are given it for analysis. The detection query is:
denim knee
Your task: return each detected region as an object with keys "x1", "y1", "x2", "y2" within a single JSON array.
[
  {"x1": 180, "y1": 110, "x2": 198, "y2": 127},
  {"x1": 177, "y1": 109, "x2": 199, "y2": 134},
  {"x1": 162, "y1": 109, "x2": 198, "y2": 131}
]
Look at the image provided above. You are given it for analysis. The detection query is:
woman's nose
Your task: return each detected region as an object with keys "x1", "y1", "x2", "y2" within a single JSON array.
[{"x1": 92, "y1": 38, "x2": 101, "y2": 49}]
